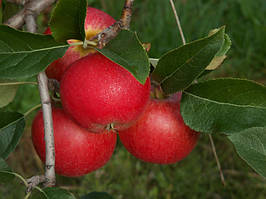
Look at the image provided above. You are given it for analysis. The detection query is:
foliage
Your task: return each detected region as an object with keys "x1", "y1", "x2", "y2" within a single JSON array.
[
  {"x1": 97, "y1": 30, "x2": 150, "y2": 84},
  {"x1": 0, "y1": 26, "x2": 68, "y2": 80},
  {"x1": 181, "y1": 78, "x2": 266, "y2": 134},
  {"x1": 0, "y1": 110, "x2": 25, "y2": 159},
  {"x1": 152, "y1": 27, "x2": 225, "y2": 93},
  {"x1": 50, "y1": 0, "x2": 87, "y2": 42},
  {"x1": 0, "y1": 0, "x2": 265, "y2": 198}
]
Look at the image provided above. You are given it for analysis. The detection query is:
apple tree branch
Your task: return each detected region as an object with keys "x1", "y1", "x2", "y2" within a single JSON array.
[
  {"x1": 4, "y1": 0, "x2": 56, "y2": 28},
  {"x1": 24, "y1": 0, "x2": 56, "y2": 188},
  {"x1": 91, "y1": 0, "x2": 135, "y2": 48},
  {"x1": 4, "y1": 0, "x2": 57, "y2": 190}
]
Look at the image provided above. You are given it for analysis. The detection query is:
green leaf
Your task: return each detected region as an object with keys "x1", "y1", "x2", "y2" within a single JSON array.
[
  {"x1": 50, "y1": 0, "x2": 87, "y2": 42},
  {"x1": 97, "y1": 30, "x2": 150, "y2": 84},
  {"x1": 0, "y1": 81, "x2": 37, "y2": 108},
  {"x1": 0, "y1": 110, "x2": 25, "y2": 159},
  {"x1": 181, "y1": 78, "x2": 266, "y2": 134},
  {"x1": 0, "y1": 158, "x2": 14, "y2": 183},
  {"x1": 228, "y1": 127, "x2": 266, "y2": 178},
  {"x1": 206, "y1": 33, "x2": 231, "y2": 70},
  {"x1": 31, "y1": 187, "x2": 76, "y2": 199},
  {"x1": 0, "y1": 82, "x2": 18, "y2": 108},
  {"x1": 81, "y1": 192, "x2": 113, "y2": 199},
  {"x1": 0, "y1": 25, "x2": 68, "y2": 80},
  {"x1": 152, "y1": 26, "x2": 225, "y2": 94},
  {"x1": 215, "y1": 33, "x2": 231, "y2": 57}
]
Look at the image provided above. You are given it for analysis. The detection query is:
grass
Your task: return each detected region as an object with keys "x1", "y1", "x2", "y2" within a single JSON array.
[
  {"x1": 2, "y1": 132, "x2": 266, "y2": 199},
  {"x1": 100, "y1": 0, "x2": 266, "y2": 80},
  {"x1": 1, "y1": 0, "x2": 266, "y2": 198},
  {"x1": 73, "y1": 135, "x2": 266, "y2": 199}
]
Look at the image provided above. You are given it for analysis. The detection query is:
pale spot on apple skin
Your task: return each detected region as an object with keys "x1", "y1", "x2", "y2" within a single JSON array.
[{"x1": 85, "y1": 27, "x2": 103, "y2": 40}]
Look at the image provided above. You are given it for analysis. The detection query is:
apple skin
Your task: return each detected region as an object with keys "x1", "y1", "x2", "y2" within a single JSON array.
[
  {"x1": 45, "y1": 7, "x2": 116, "y2": 81},
  {"x1": 119, "y1": 97, "x2": 200, "y2": 164},
  {"x1": 60, "y1": 53, "x2": 151, "y2": 133},
  {"x1": 31, "y1": 108, "x2": 117, "y2": 177}
]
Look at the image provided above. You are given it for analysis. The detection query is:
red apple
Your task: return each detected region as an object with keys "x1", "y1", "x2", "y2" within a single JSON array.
[
  {"x1": 119, "y1": 97, "x2": 200, "y2": 164},
  {"x1": 31, "y1": 108, "x2": 117, "y2": 177},
  {"x1": 60, "y1": 53, "x2": 151, "y2": 133},
  {"x1": 45, "y1": 7, "x2": 116, "y2": 81}
]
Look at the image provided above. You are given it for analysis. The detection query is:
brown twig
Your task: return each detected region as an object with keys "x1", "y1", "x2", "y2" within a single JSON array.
[
  {"x1": 169, "y1": 0, "x2": 186, "y2": 45},
  {"x1": 26, "y1": 175, "x2": 46, "y2": 193},
  {"x1": 4, "y1": 0, "x2": 56, "y2": 29},
  {"x1": 6, "y1": 0, "x2": 29, "y2": 5},
  {"x1": 120, "y1": 0, "x2": 134, "y2": 30},
  {"x1": 208, "y1": 134, "x2": 226, "y2": 186},
  {"x1": 91, "y1": 0, "x2": 134, "y2": 48},
  {"x1": 24, "y1": 0, "x2": 37, "y2": 33},
  {"x1": 5, "y1": 0, "x2": 57, "y2": 190},
  {"x1": 37, "y1": 72, "x2": 56, "y2": 187}
]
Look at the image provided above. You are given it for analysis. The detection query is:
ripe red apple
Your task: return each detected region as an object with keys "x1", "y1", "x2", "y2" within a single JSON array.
[
  {"x1": 45, "y1": 7, "x2": 116, "y2": 81},
  {"x1": 60, "y1": 53, "x2": 151, "y2": 133},
  {"x1": 31, "y1": 108, "x2": 117, "y2": 177},
  {"x1": 119, "y1": 97, "x2": 200, "y2": 164}
]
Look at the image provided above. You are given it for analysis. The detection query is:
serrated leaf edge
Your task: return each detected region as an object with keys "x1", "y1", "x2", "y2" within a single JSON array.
[
  {"x1": 155, "y1": 26, "x2": 225, "y2": 86},
  {"x1": 183, "y1": 78, "x2": 266, "y2": 109}
]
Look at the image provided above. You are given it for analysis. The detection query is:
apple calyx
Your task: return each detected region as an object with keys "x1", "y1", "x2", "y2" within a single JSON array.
[
  {"x1": 105, "y1": 123, "x2": 117, "y2": 133},
  {"x1": 150, "y1": 84, "x2": 166, "y2": 100}
]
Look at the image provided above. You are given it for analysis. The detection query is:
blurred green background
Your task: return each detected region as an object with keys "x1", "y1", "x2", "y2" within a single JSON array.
[{"x1": 1, "y1": 0, "x2": 266, "y2": 198}]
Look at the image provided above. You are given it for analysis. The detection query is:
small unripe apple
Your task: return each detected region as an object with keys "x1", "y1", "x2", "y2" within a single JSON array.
[
  {"x1": 31, "y1": 108, "x2": 117, "y2": 177},
  {"x1": 119, "y1": 97, "x2": 200, "y2": 164},
  {"x1": 45, "y1": 7, "x2": 116, "y2": 81},
  {"x1": 60, "y1": 53, "x2": 151, "y2": 133}
]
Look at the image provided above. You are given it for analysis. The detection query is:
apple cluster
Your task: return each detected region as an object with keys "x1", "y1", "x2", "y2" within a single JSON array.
[{"x1": 31, "y1": 7, "x2": 199, "y2": 177}]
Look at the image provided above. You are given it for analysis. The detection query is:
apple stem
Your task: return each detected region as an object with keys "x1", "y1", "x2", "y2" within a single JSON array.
[
  {"x1": 82, "y1": 39, "x2": 98, "y2": 49},
  {"x1": 70, "y1": 41, "x2": 83, "y2": 46},
  {"x1": 83, "y1": 39, "x2": 88, "y2": 49},
  {"x1": 69, "y1": 40, "x2": 97, "y2": 49},
  {"x1": 86, "y1": 40, "x2": 98, "y2": 46}
]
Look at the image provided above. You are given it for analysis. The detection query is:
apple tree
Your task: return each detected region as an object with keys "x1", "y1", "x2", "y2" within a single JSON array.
[{"x1": 0, "y1": 0, "x2": 265, "y2": 198}]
